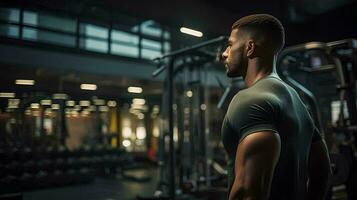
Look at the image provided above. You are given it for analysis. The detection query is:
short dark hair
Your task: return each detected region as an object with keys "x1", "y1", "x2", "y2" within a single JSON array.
[{"x1": 232, "y1": 14, "x2": 285, "y2": 54}]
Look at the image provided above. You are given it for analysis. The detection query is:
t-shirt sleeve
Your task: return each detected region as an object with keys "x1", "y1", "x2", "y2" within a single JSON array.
[
  {"x1": 312, "y1": 126, "x2": 322, "y2": 143},
  {"x1": 227, "y1": 94, "x2": 280, "y2": 143}
]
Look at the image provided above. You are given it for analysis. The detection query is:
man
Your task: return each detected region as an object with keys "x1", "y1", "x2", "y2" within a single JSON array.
[{"x1": 221, "y1": 14, "x2": 332, "y2": 200}]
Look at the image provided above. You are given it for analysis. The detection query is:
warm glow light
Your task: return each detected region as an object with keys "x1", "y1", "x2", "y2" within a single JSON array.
[
  {"x1": 93, "y1": 99, "x2": 105, "y2": 105},
  {"x1": 128, "y1": 87, "x2": 142, "y2": 93},
  {"x1": 131, "y1": 104, "x2": 148, "y2": 111},
  {"x1": 53, "y1": 93, "x2": 68, "y2": 100},
  {"x1": 74, "y1": 105, "x2": 81, "y2": 111},
  {"x1": 136, "y1": 127, "x2": 146, "y2": 140},
  {"x1": 186, "y1": 90, "x2": 193, "y2": 97},
  {"x1": 15, "y1": 79, "x2": 35, "y2": 85},
  {"x1": 180, "y1": 27, "x2": 203, "y2": 37},
  {"x1": 80, "y1": 100, "x2": 90, "y2": 107},
  {"x1": 0, "y1": 93, "x2": 15, "y2": 98},
  {"x1": 31, "y1": 103, "x2": 40, "y2": 109},
  {"x1": 107, "y1": 100, "x2": 117, "y2": 107},
  {"x1": 41, "y1": 100, "x2": 52, "y2": 106},
  {"x1": 8, "y1": 99, "x2": 20, "y2": 109},
  {"x1": 51, "y1": 104, "x2": 60, "y2": 110},
  {"x1": 80, "y1": 84, "x2": 97, "y2": 91},
  {"x1": 66, "y1": 100, "x2": 75, "y2": 107},
  {"x1": 132, "y1": 98, "x2": 146, "y2": 105},
  {"x1": 99, "y1": 106, "x2": 109, "y2": 112},
  {"x1": 137, "y1": 113, "x2": 145, "y2": 120},
  {"x1": 122, "y1": 139, "x2": 131, "y2": 147},
  {"x1": 152, "y1": 105, "x2": 160, "y2": 113},
  {"x1": 200, "y1": 104, "x2": 207, "y2": 111},
  {"x1": 153, "y1": 126, "x2": 160, "y2": 137},
  {"x1": 123, "y1": 127, "x2": 132, "y2": 138}
]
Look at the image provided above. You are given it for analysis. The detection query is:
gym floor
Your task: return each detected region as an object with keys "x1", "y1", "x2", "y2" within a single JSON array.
[{"x1": 23, "y1": 168, "x2": 158, "y2": 200}]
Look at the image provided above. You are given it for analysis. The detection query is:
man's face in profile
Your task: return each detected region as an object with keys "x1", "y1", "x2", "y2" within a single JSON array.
[{"x1": 221, "y1": 28, "x2": 247, "y2": 77}]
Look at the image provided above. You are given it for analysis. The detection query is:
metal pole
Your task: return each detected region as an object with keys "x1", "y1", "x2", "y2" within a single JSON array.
[{"x1": 168, "y1": 57, "x2": 176, "y2": 199}]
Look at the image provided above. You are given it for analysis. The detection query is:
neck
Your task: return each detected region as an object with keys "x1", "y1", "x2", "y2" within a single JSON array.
[{"x1": 243, "y1": 55, "x2": 277, "y2": 87}]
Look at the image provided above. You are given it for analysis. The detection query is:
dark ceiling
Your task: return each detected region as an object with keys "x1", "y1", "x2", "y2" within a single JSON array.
[{"x1": 3, "y1": 0, "x2": 357, "y2": 45}]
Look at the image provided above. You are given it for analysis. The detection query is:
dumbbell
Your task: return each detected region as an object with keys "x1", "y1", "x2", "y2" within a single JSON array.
[
  {"x1": 51, "y1": 170, "x2": 66, "y2": 186},
  {"x1": 58, "y1": 145, "x2": 69, "y2": 160},
  {"x1": 34, "y1": 170, "x2": 50, "y2": 189},
  {"x1": 19, "y1": 147, "x2": 33, "y2": 162},
  {"x1": 18, "y1": 172, "x2": 35, "y2": 190},
  {"x1": 23, "y1": 160, "x2": 38, "y2": 174},
  {"x1": 5, "y1": 161, "x2": 23, "y2": 176},
  {"x1": 0, "y1": 175, "x2": 19, "y2": 193}
]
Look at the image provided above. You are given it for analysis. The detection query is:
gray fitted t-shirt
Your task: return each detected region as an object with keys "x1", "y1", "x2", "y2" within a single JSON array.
[{"x1": 221, "y1": 75, "x2": 321, "y2": 200}]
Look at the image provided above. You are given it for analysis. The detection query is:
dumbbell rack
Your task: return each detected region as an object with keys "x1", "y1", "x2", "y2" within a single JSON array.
[{"x1": 0, "y1": 145, "x2": 128, "y2": 195}]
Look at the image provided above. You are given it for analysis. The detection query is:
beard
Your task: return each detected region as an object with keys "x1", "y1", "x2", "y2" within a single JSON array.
[
  {"x1": 225, "y1": 63, "x2": 240, "y2": 77},
  {"x1": 225, "y1": 52, "x2": 246, "y2": 78}
]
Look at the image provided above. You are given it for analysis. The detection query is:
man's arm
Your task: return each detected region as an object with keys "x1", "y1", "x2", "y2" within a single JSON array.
[
  {"x1": 307, "y1": 139, "x2": 332, "y2": 200},
  {"x1": 229, "y1": 131, "x2": 281, "y2": 200}
]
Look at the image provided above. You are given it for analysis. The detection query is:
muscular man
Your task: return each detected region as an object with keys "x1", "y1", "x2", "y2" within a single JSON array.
[{"x1": 221, "y1": 14, "x2": 332, "y2": 200}]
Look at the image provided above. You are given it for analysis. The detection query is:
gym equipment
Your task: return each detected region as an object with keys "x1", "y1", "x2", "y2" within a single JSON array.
[{"x1": 141, "y1": 36, "x2": 227, "y2": 200}]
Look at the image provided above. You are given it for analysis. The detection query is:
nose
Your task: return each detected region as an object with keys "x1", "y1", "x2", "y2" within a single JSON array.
[{"x1": 221, "y1": 48, "x2": 228, "y2": 61}]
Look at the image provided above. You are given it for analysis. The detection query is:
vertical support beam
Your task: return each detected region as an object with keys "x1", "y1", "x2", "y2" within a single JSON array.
[
  {"x1": 116, "y1": 104, "x2": 121, "y2": 148},
  {"x1": 168, "y1": 57, "x2": 176, "y2": 199}
]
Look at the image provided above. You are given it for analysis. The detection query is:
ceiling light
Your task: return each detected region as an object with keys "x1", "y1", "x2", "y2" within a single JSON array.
[
  {"x1": 186, "y1": 90, "x2": 193, "y2": 97},
  {"x1": 180, "y1": 27, "x2": 203, "y2": 37},
  {"x1": 132, "y1": 98, "x2": 146, "y2": 105},
  {"x1": 93, "y1": 99, "x2": 105, "y2": 105},
  {"x1": 51, "y1": 104, "x2": 60, "y2": 110},
  {"x1": 107, "y1": 100, "x2": 117, "y2": 107},
  {"x1": 80, "y1": 100, "x2": 90, "y2": 107},
  {"x1": 31, "y1": 103, "x2": 40, "y2": 109},
  {"x1": 41, "y1": 100, "x2": 52, "y2": 106},
  {"x1": 15, "y1": 79, "x2": 35, "y2": 85},
  {"x1": 0, "y1": 93, "x2": 15, "y2": 98},
  {"x1": 128, "y1": 86, "x2": 142, "y2": 93},
  {"x1": 53, "y1": 93, "x2": 68, "y2": 100},
  {"x1": 80, "y1": 84, "x2": 97, "y2": 91},
  {"x1": 122, "y1": 139, "x2": 131, "y2": 147},
  {"x1": 66, "y1": 100, "x2": 75, "y2": 107},
  {"x1": 99, "y1": 106, "x2": 109, "y2": 112}
]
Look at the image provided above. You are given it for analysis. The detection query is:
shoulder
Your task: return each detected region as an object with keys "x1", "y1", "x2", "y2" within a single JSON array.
[{"x1": 230, "y1": 89, "x2": 281, "y2": 112}]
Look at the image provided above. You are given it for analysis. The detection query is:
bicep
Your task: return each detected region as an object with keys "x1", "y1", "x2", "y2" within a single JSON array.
[{"x1": 230, "y1": 131, "x2": 281, "y2": 199}]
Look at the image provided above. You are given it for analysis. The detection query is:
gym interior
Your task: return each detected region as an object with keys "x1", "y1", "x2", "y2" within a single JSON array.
[{"x1": 0, "y1": 0, "x2": 357, "y2": 199}]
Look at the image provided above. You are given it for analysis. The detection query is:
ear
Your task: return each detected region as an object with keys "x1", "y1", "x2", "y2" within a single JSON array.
[{"x1": 246, "y1": 40, "x2": 255, "y2": 58}]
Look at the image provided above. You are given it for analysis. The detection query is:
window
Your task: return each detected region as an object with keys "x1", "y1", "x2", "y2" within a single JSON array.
[
  {"x1": 0, "y1": 8, "x2": 20, "y2": 23},
  {"x1": 22, "y1": 27, "x2": 37, "y2": 40},
  {"x1": 0, "y1": 8, "x2": 171, "y2": 59},
  {"x1": 81, "y1": 38, "x2": 108, "y2": 53},
  {"x1": 111, "y1": 30, "x2": 139, "y2": 57},
  {"x1": 23, "y1": 11, "x2": 38, "y2": 25},
  {"x1": 111, "y1": 30, "x2": 139, "y2": 45},
  {"x1": 141, "y1": 38, "x2": 162, "y2": 59},
  {"x1": 81, "y1": 23, "x2": 108, "y2": 39},
  {"x1": 80, "y1": 23, "x2": 109, "y2": 52},
  {"x1": 37, "y1": 13, "x2": 76, "y2": 33},
  {"x1": 132, "y1": 20, "x2": 161, "y2": 38},
  {"x1": 0, "y1": 24, "x2": 19, "y2": 38},
  {"x1": 141, "y1": 48, "x2": 161, "y2": 60}
]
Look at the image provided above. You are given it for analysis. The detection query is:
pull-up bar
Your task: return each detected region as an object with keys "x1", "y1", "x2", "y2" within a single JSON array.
[{"x1": 152, "y1": 36, "x2": 227, "y2": 77}]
